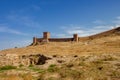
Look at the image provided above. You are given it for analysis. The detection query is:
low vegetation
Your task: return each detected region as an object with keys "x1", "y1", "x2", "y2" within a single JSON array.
[
  {"x1": 0, "y1": 28, "x2": 119, "y2": 79},
  {"x1": 0, "y1": 65, "x2": 16, "y2": 72},
  {"x1": 0, "y1": 54, "x2": 119, "y2": 80}
]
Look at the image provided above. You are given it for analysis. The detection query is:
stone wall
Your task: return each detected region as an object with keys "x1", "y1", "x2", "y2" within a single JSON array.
[
  {"x1": 49, "y1": 38, "x2": 73, "y2": 42},
  {"x1": 32, "y1": 32, "x2": 79, "y2": 45}
]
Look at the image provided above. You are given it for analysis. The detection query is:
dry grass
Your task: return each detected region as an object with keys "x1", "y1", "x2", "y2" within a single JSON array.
[
  {"x1": 0, "y1": 73, "x2": 33, "y2": 80},
  {"x1": 0, "y1": 36, "x2": 120, "y2": 56},
  {"x1": 0, "y1": 54, "x2": 119, "y2": 80},
  {"x1": 37, "y1": 54, "x2": 120, "y2": 80},
  {"x1": 0, "y1": 29, "x2": 120, "y2": 80}
]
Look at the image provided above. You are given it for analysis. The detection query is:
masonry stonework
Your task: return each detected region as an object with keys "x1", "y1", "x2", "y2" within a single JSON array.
[
  {"x1": 33, "y1": 37, "x2": 37, "y2": 44},
  {"x1": 32, "y1": 32, "x2": 79, "y2": 45},
  {"x1": 43, "y1": 32, "x2": 50, "y2": 39},
  {"x1": 73, "y1": 34, "x2": 78, "y2": 42},
  {"x1": 43, "y1": 32, "x2": 50, "y2": 42}
]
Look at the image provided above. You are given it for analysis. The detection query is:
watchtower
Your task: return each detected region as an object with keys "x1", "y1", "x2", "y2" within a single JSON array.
[
  {"x1": 33, "y1": 37, "x2": 37, "y2": 44},
  {"x1": 73, "y1": 34, "x2": 78, "y2": 42},
  {"x1": 43, "y1": 32, "x2": 50, "y2": 42}
]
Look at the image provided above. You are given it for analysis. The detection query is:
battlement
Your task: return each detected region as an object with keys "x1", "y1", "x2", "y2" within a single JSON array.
[
  {"x1": 43, "y1": 32, "x2": 50, "y2": 39},
  {"x1": 32, "y1": 32, "x2": 79, "y2": 45}
]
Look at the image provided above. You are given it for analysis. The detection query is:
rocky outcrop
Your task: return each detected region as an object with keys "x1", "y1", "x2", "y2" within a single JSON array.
[{"x1": 0, "y1": 53, "x2": 51, "y2": 66}]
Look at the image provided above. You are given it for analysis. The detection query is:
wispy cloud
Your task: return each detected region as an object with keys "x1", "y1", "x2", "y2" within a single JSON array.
[
  {"x1": 116, "y1": 16, "x2": 120, "y2": 19},
  {"x1": 52, "y1": 33, "x2": 69, "y2": 38},
  {"x1": 92, "y1": 20, "x2": 105, "y2": 24},
  {"x1": 0, "y1": 26, "x2": 28, "y2": 36},
  {"x1": 17, "y1": 5, "x2": 41, "y2": 14},
  {"x1": 112, "y1": 16, "x2": 120, "y2": 26},
  {"x1": 58, "y1": 16, "x2": 120, "y2": 37},
  {"x1": 7, "y1": 14, "x2": 41, "y2": 28},
  {"x1": 60, "y1": 24, "x2": 114, "y2": 37},
  {"x1": 0, "y1": 39, "x2": 32, "y2": 50},
  {"x1": 12, "y1": 39, "x2": 32, "y2": 47}
]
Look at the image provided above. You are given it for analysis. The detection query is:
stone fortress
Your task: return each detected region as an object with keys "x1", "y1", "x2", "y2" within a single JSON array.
[
  {"x1": 32, "y1": 27, "x2": 120, "y2": 45},
  {"x1": 32, "y1": 32, "x2": 79, "y2": 45}
]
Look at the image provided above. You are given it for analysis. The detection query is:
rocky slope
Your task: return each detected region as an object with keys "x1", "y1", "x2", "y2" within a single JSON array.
[
  {"x1": 0, "y1": 27, "x2": 120, "y2": 80},
  {"x1": 0, "y1": 27, "x2": 120, "y2": 66}
]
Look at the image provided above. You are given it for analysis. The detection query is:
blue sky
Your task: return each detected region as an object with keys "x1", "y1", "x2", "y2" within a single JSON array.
[{"x1": 0, "y1": 0, "x2": 120, "y2": 50}]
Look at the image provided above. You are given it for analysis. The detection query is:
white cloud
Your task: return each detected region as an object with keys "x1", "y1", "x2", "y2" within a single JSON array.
[
  {"x1": 52, "y1": 33, "x2": 66, "y2": 38},
  {"x1": 93, "y1": 20, "x2": 104, "y2": 24},
  {"x1": 0, "y1": 39, "x2": 32, "y2": 50},
  {"x1": 0, "y1": 26, "x2": 28, "y2": 36},
  {"x1": 86, "y1": 26, "x2": 112, "y2": 35},
  {"x1": 112, "y1": 16, "x2": 120, "y2": 25},
  {"x1": 60, "y1": 25, "x2": 114, "y2": 37},
  {"x1": 52, "y1": 33, "x2": 72, "y2": 38},
  {"x1": 113, "y1": 20, "x2": 120, "y2": 25},
  {"x1": 116, "y1": 16, "x2": 120, "y2": 19},
  {"x1": 61, "y1": 26, "x2": 83, "y2": 34},
  {"x1": 12, "y1": 39, "x2": 32, "y2": 47},
  {"x1": 67, "y1": 29, "x2": 84, "y2": 35},
  {"x1": 59, "y1": 16, "x2": 120, "y2": 37}
]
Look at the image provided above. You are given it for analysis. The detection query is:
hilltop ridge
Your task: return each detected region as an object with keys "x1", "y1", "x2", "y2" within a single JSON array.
[
  {"x1": 0, "y1": 27, "x2": 120, "y2": 80},
  {"x1": 0, "y1": 27, "x2": 120, "y2": 55},
  {"x1": 88, "y1": 27, "x2": 120, "y2": 38},
  {"x1": 32, "y1": 27, "x2": 120, "y2": 45}
]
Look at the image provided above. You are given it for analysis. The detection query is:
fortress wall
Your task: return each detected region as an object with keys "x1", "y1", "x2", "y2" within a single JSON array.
[
  {"x1": 78, "y1": 37, "x2": 90, "y2": 41},
  {"x1": 33, "y1": 37, "x2": 78, "y2": 44},
  {"x1": 36, "y1": 38, "x2": 43, "y2": 42},
  {"x1": 33, "y1": 32, "x2": 79, "y2": 44},
  {"x1": 49, "y1": 38, "x2": 74, "y2": 42}
]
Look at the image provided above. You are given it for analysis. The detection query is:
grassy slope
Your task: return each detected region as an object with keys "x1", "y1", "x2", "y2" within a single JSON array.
[
  {"x1": 0, "y1": 53, "x2": 120, "y2": 80},
  {"x1": 0, "y1": 37, "x2": 120, "y2": 56},
  {"x1": 0, "y1": 27, "x2": 120, "y2": 56},
  {"x1": 0, "y1": 27, "x2": 120, "y2": 80}
]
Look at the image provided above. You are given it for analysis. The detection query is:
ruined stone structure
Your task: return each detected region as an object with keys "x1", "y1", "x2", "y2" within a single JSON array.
[
  {"x1": 32, "y1": 32, "x2": 79, "y2": 45},
  {"x1": 0, "y1": 53, "x2": 50, "y2": 66}
]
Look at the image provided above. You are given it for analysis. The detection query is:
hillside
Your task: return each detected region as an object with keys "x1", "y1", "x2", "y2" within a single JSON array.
[
  {"x1": 79, "y1": 27, "x2": 120, "y2": 41},
  {"x1": 89, "y1": 27, "x2": 120, "y2": 38},
  {"x1": 0, "y1": 27, "x2": 120, "y2": 80},
  {"x1": 0, "y1": 27, "x2": 120, "y2": 55}
]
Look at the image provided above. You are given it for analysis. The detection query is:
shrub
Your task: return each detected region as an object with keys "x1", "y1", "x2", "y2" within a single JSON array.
[
  {"x1": 47, "y1": 64, "x2": 57, "y2": 72},
  {"x1": 29, "y1": 67, "x2": 45, "y2": 73},
  {"x1": 19, "y1": 64, "x2": 24, "y2": 67},
  {"x1": 0, "y1": 65, "x2": 16, "y2": 71},
  {"x1": 29, "y1": 64, "x2": 34, "y2": 67},
  {"x1": 49, "y1": 64, "x2": 56, "y2": 67}
]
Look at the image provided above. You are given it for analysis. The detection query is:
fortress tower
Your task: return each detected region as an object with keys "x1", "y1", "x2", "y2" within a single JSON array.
[
  {"x1": 33, "y1": 37, "x2": 37, "y2": 44},
  {"x1": 43, "y1": 32, "x2": 50, "y2": 42},
  {"x1": 73, "y1": 34, "x2": 78, "y2": 42}
]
